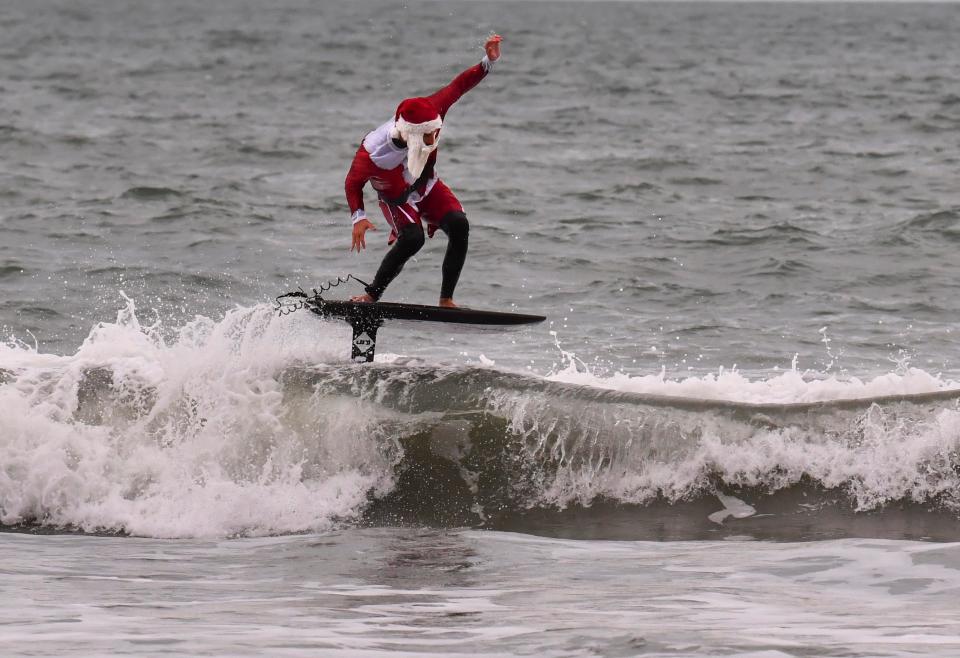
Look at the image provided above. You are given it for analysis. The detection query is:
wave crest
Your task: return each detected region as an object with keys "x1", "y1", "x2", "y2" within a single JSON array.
[{"x1": 2, "y1": 298, "x2": 960, "y2": 538}]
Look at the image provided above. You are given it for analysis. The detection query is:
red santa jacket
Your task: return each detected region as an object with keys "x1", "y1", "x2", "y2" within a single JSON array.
[{"x1": 344, "y1": 56, "x2": 495, "y2": 224}]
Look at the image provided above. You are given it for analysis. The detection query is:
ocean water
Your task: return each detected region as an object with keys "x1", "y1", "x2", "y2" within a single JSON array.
[{"x1": 3, "y1": 0, "x2": 960, "y2": 656}]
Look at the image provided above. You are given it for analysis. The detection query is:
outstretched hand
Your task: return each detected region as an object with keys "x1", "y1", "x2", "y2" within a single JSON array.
[
  {"x1": 485, "y1": 34, "x2": 502, "y2": 61},
  {"x1": 351, "y1": 219, "x2": 376, "y2": 252}
]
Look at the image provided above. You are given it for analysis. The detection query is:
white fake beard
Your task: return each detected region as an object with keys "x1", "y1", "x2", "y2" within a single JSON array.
[{"x1": 405, "y1": 132, "x2": 438, "y2": 179}]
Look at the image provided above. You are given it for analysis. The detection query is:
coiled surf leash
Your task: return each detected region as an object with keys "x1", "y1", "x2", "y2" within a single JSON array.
[{"x1": 275, "y1": 274, "x2": 370, "y2": 316}]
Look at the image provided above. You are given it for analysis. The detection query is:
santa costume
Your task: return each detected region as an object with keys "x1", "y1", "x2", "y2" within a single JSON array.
[{"x1": 344, "y1": 53, "x2": 497, "y2": 301}]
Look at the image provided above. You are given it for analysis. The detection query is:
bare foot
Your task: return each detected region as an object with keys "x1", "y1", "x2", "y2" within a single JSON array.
[
  {"x1": 350, "y1": 294, "x2": 375, "y2": 303},
  {"x1": 438, "y1": 297, "x2": 458, "y2": 308}
]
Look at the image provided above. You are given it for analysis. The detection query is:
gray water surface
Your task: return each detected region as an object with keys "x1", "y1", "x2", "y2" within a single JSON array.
[
  {"x1": 4, "y1": 3, "x2": 960, "y2": 657},
  {"x1": 3, "y1": 0, "x2": 960, "y2": 373}
]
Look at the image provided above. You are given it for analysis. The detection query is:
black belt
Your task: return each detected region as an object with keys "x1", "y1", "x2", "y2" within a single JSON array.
[{"x1": 380, "y1": 166, "x2": 433, "y2": 207}]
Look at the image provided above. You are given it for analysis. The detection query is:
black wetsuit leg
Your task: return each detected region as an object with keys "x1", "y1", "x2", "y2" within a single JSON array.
[
  {"x1": 438, "y1": 211, "x2": 469, "y2": 300},
  {"x1": 365, "y1": 223, "x2": 425, "y2": 300}
]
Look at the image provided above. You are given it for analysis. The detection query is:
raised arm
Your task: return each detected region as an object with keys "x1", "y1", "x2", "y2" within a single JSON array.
[{"x1": 428, "y1": 34, "x2": 502, "y2": 118}]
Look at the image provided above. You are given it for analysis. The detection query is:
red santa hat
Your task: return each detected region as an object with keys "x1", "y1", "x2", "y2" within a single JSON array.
[{"x1": 392, "y1": 97, "x2": 443, "y2": 140}]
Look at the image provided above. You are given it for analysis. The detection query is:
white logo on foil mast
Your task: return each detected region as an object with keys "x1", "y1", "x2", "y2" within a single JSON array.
[{"x1": 353, "y1": 332, "x2": 374, "y2": 351}]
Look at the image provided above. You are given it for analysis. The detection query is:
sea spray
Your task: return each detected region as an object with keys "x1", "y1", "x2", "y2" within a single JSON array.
[
  {"x1": 0, "y1": 298, "x2": 400, "y2": 537},
  {"x1": 4, "y1": 298, "x2": 960, "y2": 537},
  {"x1": 479, "y1": 348, "x2": 960, "y2": 512}
]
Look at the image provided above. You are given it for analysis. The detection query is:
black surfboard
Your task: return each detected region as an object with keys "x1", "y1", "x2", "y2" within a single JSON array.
[
  {"x1": 308, "y1": 299, "x2": 546, "y2": 325},
  {"x1": 305, "y1": 299, "x2": 545, "y2": 362}
]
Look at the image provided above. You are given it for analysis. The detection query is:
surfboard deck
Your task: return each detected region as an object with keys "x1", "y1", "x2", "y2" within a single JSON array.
[
  {"x1": 302, "y1": 298, "x2": 545, "y2": 362},
  {"x1": 306, "y1": 299, "x2": 546, "y2": 326}
]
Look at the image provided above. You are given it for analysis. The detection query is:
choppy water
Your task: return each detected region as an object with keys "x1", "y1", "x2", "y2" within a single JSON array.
[
  {"x1": 6, "y1": 530, "x2": 960, "y2": 657},
  {"x1": 4, "y1": 0, "x2": 960, "y2": 656}
]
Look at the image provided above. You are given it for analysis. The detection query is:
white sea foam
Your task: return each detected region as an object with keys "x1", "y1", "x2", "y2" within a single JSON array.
[
  {"x1": 491, "y1": 350, "x2": 960, "y2": 512},
  {"x1": 543, "y1": 343, "x2": 957, "y2": 404},
  {"x1": 0, "y1": 297, "x2": 401, "y2": 538},
  {"x1": 3, "y1": 299, "x2": 960, "y2": 538},
  {"x1": 497, "y1": 393, "x2": 960, "y2": 511}
]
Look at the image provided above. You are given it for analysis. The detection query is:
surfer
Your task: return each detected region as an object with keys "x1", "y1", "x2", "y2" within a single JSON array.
[{"x1": 345, "y1": 34, "x2": 503, "y2": 308}]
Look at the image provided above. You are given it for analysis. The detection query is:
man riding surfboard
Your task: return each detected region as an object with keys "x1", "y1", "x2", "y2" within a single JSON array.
[{"x1": 345, "y1": 34, "x2": 503, "y2": 308}]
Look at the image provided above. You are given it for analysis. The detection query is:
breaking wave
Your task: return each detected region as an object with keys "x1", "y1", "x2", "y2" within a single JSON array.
[{"x1": 2, "y1": 297, "x2": 960, "y2": 539}]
